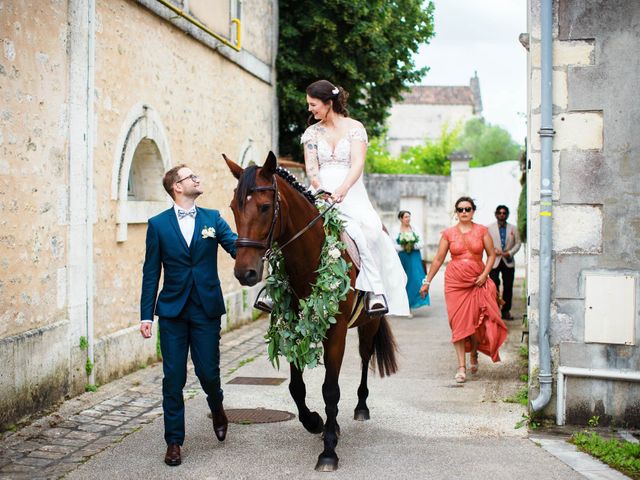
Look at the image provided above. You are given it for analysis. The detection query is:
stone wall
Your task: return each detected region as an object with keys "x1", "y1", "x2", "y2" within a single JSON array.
[
  {"x1": 527, "y1": 0, "x2": 640, "y2": 425},
  {"x1": 365, "y1": 161, "x2": 523, "y2": 264},
  {"x1": 0, "y1": 0, "x2": 277, "y2": 429},
  {"x1": 365, "y1": 174, "x2": 451, "y2": 260}
]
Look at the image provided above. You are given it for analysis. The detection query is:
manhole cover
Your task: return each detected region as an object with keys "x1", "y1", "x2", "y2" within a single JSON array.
[
  {"x1": 227, "y1": 376, "x2": 286, "y2": 386},
  {"x1": 225, "y1": 408, "x2": 295, "y2": 424}
]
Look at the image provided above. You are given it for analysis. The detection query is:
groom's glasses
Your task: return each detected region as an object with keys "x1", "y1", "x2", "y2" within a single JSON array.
[
  {"x1": 456, "y1": 207, "x2": 473, "y2": 213},
  {"x1": 176, "y1": 174, "x2": 200, "y2": 184}
]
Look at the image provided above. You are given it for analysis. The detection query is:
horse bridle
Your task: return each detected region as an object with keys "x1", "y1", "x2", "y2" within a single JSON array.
[
  {"x1": 234, "y1": 176, "x2": 337, "y2": 260},
  {"x1": 234, "y1": 176, "x2": 282, "y2": 253}
]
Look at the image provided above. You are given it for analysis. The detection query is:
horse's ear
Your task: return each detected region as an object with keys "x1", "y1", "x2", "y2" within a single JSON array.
[
  {"x1": 223, "y1": 153, "x2": 243, "y2": 179},
  {"x1": 260, "y1": 151, "x2": 277, "y2": 179}
]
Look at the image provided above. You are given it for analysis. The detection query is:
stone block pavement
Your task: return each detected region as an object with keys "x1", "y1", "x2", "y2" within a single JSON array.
[{"x1": 0, "y1": 320, "x2": 267, "y2": 480}]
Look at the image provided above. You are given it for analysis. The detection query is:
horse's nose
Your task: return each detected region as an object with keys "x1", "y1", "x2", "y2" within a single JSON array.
[{"x1": 236, "y1": 269, "x2": 259, "y2": 286}]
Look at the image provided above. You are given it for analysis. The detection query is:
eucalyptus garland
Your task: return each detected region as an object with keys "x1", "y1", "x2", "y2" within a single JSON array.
[{"x1": 265, "y1": 202, "x2": 352, "y2": 370}]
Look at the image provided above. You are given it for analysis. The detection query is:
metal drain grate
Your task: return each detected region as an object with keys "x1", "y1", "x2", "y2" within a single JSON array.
[
  {"x1": 226, "y1": 408, "x2": 295, "y2": 424},
  {"x1": 227, "y1": 376, "x2": 286, "y2": 385}
]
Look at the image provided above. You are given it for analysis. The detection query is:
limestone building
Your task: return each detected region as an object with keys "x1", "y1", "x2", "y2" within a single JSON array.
[
  {"x1": 526, "y1": 0, "x2": 640, "y2": 426},
  {"x1": 386, "y1": 74, "x2": 483, "y2": 156},
  {"x1": 0, "y1": 0, "x2": 277, "y2": 428}
]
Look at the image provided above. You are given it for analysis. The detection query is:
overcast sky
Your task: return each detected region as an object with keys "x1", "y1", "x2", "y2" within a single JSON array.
[{"x1": 413, "y1": 0, "x2": 527, "y2": 143}]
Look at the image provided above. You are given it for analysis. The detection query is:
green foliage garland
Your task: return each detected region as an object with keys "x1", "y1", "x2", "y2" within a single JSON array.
[{"x1": 265, "y1": 202, "x2": 352, "y2": 370}]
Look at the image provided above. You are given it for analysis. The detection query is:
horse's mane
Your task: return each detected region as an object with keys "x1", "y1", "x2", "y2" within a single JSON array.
[
  {"x1": 274, "y1": 166, "x2": 316, "y2": 204},
  {"x1": 235, "y1": 164, "x2": 316, "y2": 208}
]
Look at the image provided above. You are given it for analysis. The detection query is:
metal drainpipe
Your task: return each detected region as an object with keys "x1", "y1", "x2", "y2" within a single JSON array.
[
  {"x1": 86, "y1": 0, "x2": 96, "y2": 386},
  {"x1": 531, "y1": 0, "x2": 554, "y2": 411}
]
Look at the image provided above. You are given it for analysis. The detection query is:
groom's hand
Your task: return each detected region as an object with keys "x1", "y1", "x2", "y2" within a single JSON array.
[{"x1": 140, "y1": 322, "x2": 152, "y2": 338}]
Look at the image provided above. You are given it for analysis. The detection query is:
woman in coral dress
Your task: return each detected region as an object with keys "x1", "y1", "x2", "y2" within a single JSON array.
[{"x1": 420, "y1": 197, "x2": 508, "y2": 383}]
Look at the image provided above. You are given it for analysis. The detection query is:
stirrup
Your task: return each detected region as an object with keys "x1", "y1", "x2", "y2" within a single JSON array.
[
  {"x1": 253, "y1": 286, "x2": 273, "y2": 313},
  {"x1": 365, "y1": 292, "x2": 388, "y2": 317}
]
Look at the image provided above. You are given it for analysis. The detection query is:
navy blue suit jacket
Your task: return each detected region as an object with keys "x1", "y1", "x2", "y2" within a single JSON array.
[{"x1": 140, "y1": 207, "x2": 237, "y2": 320}]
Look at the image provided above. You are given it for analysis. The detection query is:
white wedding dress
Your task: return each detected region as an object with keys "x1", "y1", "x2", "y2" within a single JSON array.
[{"x1": 301, "y1": 123, "x2": 410, "y2": 316}]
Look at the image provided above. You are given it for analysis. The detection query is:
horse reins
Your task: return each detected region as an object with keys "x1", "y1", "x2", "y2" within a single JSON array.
[{"x1": 234, "y1": 176, "x2": 338, "y2": 261}]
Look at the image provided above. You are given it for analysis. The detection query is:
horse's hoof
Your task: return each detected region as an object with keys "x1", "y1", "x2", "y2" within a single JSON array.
[
  {"x1": 315, "y1": 455, "x2": 339, "y2": 472},
  {"x1": 354, "y1": 409, "x2": 370, "y2": 421},
  {"x1": 303, "y1": 412, "x2": 324, "y2": 434}
]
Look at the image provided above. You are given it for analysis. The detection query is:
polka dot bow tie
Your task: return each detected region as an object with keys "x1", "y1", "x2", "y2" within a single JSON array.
[{"x1": 177, "y1": 208, "x2": 196, "y2": 219}]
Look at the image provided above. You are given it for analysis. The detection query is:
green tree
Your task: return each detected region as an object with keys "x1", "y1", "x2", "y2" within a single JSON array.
[
  {"x1": 367, "y1": 124, "x2": 460, "y2": 175},
  {"x1": 277, "y1": 0, "x2": 435, "y2": 161},
  {"x1": 458, "y1": 118, "x2": 523, "y2": 167}
]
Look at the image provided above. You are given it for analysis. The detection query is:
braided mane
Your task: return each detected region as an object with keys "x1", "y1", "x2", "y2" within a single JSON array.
[
  {"x1": 275, "y1": 166, "x2": 316, "y2": 205},
  {"x1": 235, "y1": 163, "x2": 316, "y2": 208}
]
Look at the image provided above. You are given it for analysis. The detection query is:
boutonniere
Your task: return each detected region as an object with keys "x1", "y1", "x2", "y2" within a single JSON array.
[{"x1": 201, "y1": 226, "x2": 216, "y2": 239}]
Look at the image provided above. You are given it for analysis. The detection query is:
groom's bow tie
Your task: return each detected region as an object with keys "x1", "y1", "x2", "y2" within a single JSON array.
[{"x1": 177, "y1": 208, "x2": 196, "y2": 220}]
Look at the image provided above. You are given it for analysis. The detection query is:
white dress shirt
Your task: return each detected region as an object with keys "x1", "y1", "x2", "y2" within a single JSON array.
[
  {"x1": 174, "y1": 204, "x2": 197, "y2": 247},
  {"x1": 141, "y1": 204, "x2": 197, "y2": 324}
]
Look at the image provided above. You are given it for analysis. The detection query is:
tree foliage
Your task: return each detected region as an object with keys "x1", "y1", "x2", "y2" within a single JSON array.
[
  {"x1": 458, "y1": 118, "x2": 523, "y2": 167},
  {"x1": 277, "y1": 0, "x2": 435, "y2": 161},
  {"x1": 367, "y1": 117, "x2": 523, "y2": 175},
  {"x1": 367, "y1": 124, "x2": 460, "y2": 175}
]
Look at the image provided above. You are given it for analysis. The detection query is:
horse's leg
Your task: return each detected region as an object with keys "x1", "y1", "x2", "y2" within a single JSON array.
[
  {"x1": 315, "y1": 322, "x2": 347, "y2": 472},
  {"x1": 289, "y1": 363, "x2": 324, "y2": 434},
  {"x1": 354, "y1": 317, "x2": 380, "y2": 421}
]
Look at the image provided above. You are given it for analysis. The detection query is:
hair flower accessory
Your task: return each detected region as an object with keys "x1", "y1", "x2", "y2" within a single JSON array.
[
  {"x1": 331, "y1": 87, "x2": 339, "y2": 95},
  {"x1": 201, "y1": 226, "x2": 216, "y2": 239}
]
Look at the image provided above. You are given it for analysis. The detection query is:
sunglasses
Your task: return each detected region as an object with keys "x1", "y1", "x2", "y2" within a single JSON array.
[{"x1": 456, "y1": 207, "x2": 473, "y2": 213}]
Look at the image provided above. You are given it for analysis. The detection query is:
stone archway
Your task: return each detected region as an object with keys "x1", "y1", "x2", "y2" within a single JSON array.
[
  {"x1": 238, "y1": 138, "x2": 259, "y2": 167},
  {"x1": 111, "y1": 104, "x2": 172, "y2": 242}
]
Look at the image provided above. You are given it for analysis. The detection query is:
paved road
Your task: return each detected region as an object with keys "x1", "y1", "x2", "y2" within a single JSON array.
[{"x1": 1, "y1": 275, "x2": 624, "y2": 479}]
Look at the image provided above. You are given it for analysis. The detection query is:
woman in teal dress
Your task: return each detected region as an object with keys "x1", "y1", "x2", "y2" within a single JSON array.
[{"x1": 391, "y1": 211, "x2": 430, "y2": 312}]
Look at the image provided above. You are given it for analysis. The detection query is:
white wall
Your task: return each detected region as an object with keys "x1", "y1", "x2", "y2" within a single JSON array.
[{"x1": 468, "y1": 161, "x2": 525, "y2": 276}]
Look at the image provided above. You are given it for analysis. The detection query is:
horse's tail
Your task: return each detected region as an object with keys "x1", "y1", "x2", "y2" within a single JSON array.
[{"x1": 368, "y1": 316, "x2": 398, "y2": 377}]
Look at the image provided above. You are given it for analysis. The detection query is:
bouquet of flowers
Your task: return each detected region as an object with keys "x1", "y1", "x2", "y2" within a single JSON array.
[{"x1": 398, "y1": 231, "x2": 420, "y2": 253}]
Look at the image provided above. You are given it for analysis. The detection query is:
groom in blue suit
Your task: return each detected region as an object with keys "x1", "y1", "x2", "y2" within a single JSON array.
[{"x1": 140, "y1": 164, "x2": 237, "y2": 466}]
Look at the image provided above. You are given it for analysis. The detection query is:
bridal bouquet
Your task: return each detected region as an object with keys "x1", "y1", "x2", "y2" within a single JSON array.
[{"x1": 398, "y1": 231, "x2": 420, "y2": 253}]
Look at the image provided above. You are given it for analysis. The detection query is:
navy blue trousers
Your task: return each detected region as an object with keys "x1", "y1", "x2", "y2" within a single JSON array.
[{"x1": 159, "y1": 298, "x2": 223, "y2": 446}]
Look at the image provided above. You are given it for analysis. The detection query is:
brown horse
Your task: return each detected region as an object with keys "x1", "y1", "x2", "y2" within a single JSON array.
[{"x1": 224, "y1": 151, "x2": 398, "y2": 472}]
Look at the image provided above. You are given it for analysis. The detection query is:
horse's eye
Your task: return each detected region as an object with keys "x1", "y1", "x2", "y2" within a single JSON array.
[{"x1": 260, "y1": 204, "x2": 271, "y2": 214}]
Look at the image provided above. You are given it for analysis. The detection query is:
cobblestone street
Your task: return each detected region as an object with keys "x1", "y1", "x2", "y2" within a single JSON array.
[{"x1": 0, "y1": 321, "x2": 267, "y2": 479}]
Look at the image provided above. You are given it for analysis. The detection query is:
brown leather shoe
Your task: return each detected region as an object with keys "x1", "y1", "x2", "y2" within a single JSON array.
[
  {"x1": 211, "y1": 407, "x2": 228, "y2": 441},
  {"x1": 164, "y1": 443, "x2": 181, "y2": 466}
]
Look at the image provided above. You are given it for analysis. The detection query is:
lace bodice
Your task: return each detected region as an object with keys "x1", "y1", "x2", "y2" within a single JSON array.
[
  {"x1": 301, "y1": 123, "x2": 368, "y2": 169},
  {"x1": 443, "y1": 223, "x2": 487, "y2": 262}
]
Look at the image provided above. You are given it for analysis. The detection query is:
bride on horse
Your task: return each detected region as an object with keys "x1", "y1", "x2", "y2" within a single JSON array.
[{"x1": 301, "y1": 79, "x2": 410, "y2": 317}]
